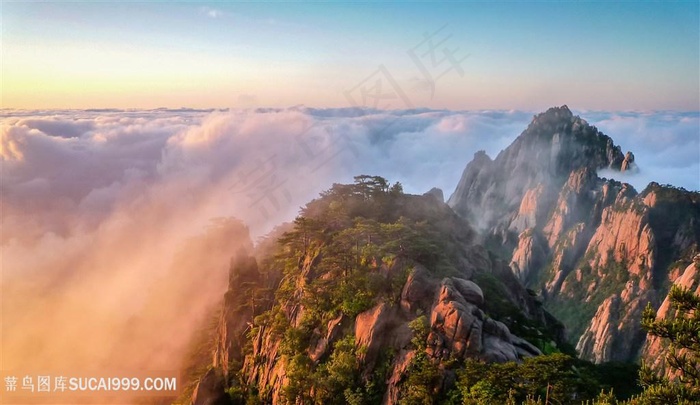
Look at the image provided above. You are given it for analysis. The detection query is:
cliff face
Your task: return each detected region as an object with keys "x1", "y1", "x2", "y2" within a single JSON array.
[
  {"x1": 193, "y1": 179, "x2": 565, "y2": 404},
  {"x1": 642, "y1": 255, "x2": 700, "y2": 376},
  {"x1": 240, "y1": 193, "x2": 563, "y2": 404},
  {"x1": 188, "y1": 106, "x2": 698, "y2": 403},
  {"x1": 213, "y1": 252, "x2": 262, "y2": 377},
  {"x1": 448, "y1": 105, "x2": 625, "y2": 231},
  {"x1": 448, "y1": 106, "x2": 700, "y2": 364}
]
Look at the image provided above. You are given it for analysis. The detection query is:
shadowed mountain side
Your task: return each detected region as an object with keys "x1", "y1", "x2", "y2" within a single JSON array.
[
  {"x1": 448, "y1": 106, "x2": 700, "y2": 365},
  {"x1": 188, "y1": 176, "x2": 567, "y2": 404}
]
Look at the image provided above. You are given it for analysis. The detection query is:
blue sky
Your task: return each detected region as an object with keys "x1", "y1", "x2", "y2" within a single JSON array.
[{"x1": 3, "y1": 1, "x2": 698, "y2": 110}]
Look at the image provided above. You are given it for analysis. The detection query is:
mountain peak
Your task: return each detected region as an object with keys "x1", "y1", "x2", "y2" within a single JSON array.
[
  {"x1": 544, "y1": 105, "x2": 573, "y2": 118},
  {"x1": 518, "y1": 106, "x2": 627, "y2": 173},
  {"x1": 447, "y1": 107, "x2": 700, "y2": 369},
  {"x1": 528, "y1": 105, "x2": 574, "y2": 129},
  {"x1": 448, "y1": 107, "x2": 629, "y2": 229}
]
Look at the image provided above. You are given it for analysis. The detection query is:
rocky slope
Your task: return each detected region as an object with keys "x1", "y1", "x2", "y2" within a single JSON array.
[
  {"x1": 448, "y1": 106, "x2": 700, "y2": 364},
  {"x1": 642, "y1": 254, "x2": 700, "y2": 376},
  {"x1": 186, "y1": 106, "x2": 698, "y2": 404},
  {"x1": 191, "y1": 177, "x2": 565, "y2": 404}
]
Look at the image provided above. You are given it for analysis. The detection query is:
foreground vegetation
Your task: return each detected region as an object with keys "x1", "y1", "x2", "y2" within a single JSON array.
[
  {"x1": 451, "y1": 284, "x2": 700, "y2": 405},
  {"x1": 182, "y1": 176, "x2": 700, "y2": 405}
]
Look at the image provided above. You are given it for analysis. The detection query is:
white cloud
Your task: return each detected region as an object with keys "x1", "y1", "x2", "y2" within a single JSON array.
[
  {"x1": 1, "y1": 107, "x2": 696, "y2": 378},
  {"x1": 580, "y1": 110, "x2": 700, "y2": 191}
]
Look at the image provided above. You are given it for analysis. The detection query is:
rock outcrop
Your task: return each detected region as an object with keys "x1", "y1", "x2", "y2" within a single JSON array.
[
  {"x1": 240, "y1": 254, "x2": 553, "y2": 405},
  {"x1": 184, "y1": 106, "x2": 699, "y2": 403},
  {"x1": 193, "y1": 181, "x2": 565, "y2": 404},
  {"x1": 572, "y1": 185, "x2": 699, "y2": 363},
  {"x1": 213, "y1": 250, "x2": 262, "y2": 378},
  {"x1": 642, "y1": 255, "x2": 700, "y2": 375},
  {"x1": 510, "y1": 229, "x2": 547, "y2": 283},
  {"x1": 621, "y1": 151, "x2": 636, "y2": 172},
  {"x1": 448, "y1": 106, "x2": 625, "y2": 232},
  {"x1": 448, "y1": 106, "x2": 700, "y2": 364},
  {"x1": 424, "y1": 187, "x2": 445, "y2": 203}
]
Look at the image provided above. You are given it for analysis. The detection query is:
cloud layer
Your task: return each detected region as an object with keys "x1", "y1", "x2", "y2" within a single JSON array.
[
  {"x1": 1, "y1": 107, "x2": 697, "y2": 377},
  {"x1": 581, "y1": 110, "x2": 700, "y2": 192}
]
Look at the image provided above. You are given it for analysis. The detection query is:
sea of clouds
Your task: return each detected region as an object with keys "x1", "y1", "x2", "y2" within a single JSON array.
[{"x1": 1, "y1": 107, "x2": 697, "y2": 378}]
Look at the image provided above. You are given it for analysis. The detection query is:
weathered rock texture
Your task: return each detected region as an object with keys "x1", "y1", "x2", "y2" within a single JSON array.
[
  {"x1": 195, "y1": 190, "x2": 564, "y2": 405},
  {"x1": 642, "y1": 255, "x2": 700, "y2": 376},
  {"x1": 185, "y1": 106, "x2": 699, "y2": 403},
  {"x1": 239, "y1": 250, "x2": 556, "y2": 404},
  {"x1": 214, "y1": 250, "x2": 261, "y2": 377},
  {"x1": 448, "y1": 106, "x2": 700, "y2": 365}
]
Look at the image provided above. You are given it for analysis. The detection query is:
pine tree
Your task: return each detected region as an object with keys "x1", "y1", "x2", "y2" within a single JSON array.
[{"x1": 633, "y1": 284, "x2": 700, "y2": 404}]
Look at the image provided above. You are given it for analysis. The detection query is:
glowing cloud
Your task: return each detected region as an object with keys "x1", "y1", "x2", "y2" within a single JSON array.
[{"x1": 1, "y1": 107, "x2": 696, "y2": 384}]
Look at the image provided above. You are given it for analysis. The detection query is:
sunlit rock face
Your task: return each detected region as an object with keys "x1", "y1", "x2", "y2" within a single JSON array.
[
  {"x1": 642, "y1": 256, "x2": 700, "y2": 377},
  {"x1": 191, "y1": 180, "x2": 562, "y2": 404},
  {"x1": 448, "y1": 106, "x2": 700, "y2": 365}
]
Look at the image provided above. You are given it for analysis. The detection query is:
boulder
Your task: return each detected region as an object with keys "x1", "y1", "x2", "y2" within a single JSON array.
[{"x1": 451, "y1": 277, "x2": 484, "y2": 307}]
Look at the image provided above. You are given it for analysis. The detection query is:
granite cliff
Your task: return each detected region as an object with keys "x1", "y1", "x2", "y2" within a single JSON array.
[
  {"x1": 448, "y1": 106, "x2": 700, "y2": 364},
  {"x1": 184, "y1": 107, "x2": 699, "y2": 404},
  {"x1": 189, "y1": 176, "x2": 565, "y2": 404}
]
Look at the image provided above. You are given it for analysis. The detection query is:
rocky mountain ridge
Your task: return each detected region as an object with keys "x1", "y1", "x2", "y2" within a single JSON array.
[
  {"x1": 185, "y1": 106, "x2": 699, "y2": 404},
  {"x1": 190, "y1": 177, "x2": 566, "y2": 404},
  {"x1": 448, "y1": 106, "x2": 700, "y2": 364}
]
